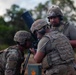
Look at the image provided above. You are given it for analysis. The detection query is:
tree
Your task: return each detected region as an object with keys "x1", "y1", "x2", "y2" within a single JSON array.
[
  {"x1": 4, "y1": 4, "x2": 28, "y2": 31},
  {"x1": 0, "y1": 16, "x2": 7, "y2": 25},
  {"x1": 1, "y1": 4, "x2": 30, "y2": 46},
  {"x1": 31, "y1": 1, "x2": 49, "y2": 19}
]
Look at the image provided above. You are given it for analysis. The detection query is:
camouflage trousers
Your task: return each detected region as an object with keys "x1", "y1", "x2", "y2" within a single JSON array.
[{"x1": 44, "y1": 65, "x2": 76, "y2": 75}]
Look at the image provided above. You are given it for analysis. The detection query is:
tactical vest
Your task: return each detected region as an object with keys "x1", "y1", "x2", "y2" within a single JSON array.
[{"x1": 42, "y1": 31, "x2": 75, "y2": 69}]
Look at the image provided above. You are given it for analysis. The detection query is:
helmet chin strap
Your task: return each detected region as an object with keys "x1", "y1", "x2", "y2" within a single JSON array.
[
  {"x1": 38, "y1": 29, "x2": 45, "y2": 35},
  {"x1": 38, "y1": 27, "x2": 46, "y2": 35}
]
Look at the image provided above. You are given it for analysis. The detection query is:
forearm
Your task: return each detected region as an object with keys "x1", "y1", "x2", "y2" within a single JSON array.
[{"x1": 70, "y1": 40, "x2": 76, "y2": 48}]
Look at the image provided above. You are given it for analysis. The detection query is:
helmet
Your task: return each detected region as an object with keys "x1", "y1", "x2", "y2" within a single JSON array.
[
  {"x1": 47, "y1": 5, "x2": 63, "y2": 19},
  {"x1": 30, "y1": 19, "x2": 48, "y2": 33},
  {"x1": 14, "y1": 30, "x2": 31, "y2": 44}
]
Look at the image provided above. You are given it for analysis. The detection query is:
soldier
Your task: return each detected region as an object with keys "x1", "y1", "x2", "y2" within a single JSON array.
[
  {"x1": 0, "y1": 30, "x2": 32, "y2": 75},
  {"x1": 47, "y1": 5, "x2": 76, "y2": 48},
  {"x1": 30, "y1": 19, "x2": 76, "y2": 75}
]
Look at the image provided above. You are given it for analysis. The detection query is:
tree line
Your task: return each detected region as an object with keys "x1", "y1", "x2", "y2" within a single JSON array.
[{"x1": 0, "y1": 0, "x2": 76, "y2": 50}]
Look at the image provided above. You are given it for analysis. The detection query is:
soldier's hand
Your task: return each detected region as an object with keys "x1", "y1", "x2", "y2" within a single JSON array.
[{"x1": 29, "y1": 48, "x2": 36, "y2": 55}]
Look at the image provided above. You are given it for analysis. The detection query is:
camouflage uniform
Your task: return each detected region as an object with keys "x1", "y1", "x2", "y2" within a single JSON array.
[
  {"x1": 30, "y1": 19, "x2": 76, "y2": 75},
  {"x1": 47, "y1": 5, "x2": 76, "y2": 72},
  {"x1": 51, "y1": 21, "x2": 76, "y2": 40},
  {"x1": 47, "y1": 5, "x2": 76, "y2": 40},
  {"x1": 0, "y1": 45, "x2": 24, "y2": 75},
  {"x1": 0, "y1": 30, "x2": 31, "y2": 75},
  {"x1": 37, "y1": 31, "x2": 76, "y2": 75}
]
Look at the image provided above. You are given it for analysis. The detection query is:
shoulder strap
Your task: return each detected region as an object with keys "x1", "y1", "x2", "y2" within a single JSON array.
[{"x1": 63, "y1": 22, "x2": 69, "y2": 33}]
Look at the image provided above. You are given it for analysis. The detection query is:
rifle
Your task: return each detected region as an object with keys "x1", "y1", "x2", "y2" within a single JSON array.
[{"x1": 21, "y1": 11, "x2": 38, "y2": 75}]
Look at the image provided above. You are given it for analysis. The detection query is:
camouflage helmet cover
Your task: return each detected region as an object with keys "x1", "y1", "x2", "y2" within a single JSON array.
[
  {"x1": 14, "y1": 30, "x2": 31, "y2": 44},
  {"x1": 47, "y1": 5, "x2": 63, "y2": 18},
  {"x1": 30, "y1": 19, "x2": 48, "y2": 33}
]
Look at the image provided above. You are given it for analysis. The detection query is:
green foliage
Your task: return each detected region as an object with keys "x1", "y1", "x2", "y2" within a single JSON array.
[
  {"x1": 31, "y1": 1, "x2": 49, "y2": 19},
  {"x1": 0, "y1": 24, "x2": 15, "y2": 45},
  {"x1": 0, "y1": 4, "x2": 29, "y2": 46},
  {"x1": 4, "y1": 4, "x2": 27, "y2": 30},
  {"x1": 0, "y1": 16, "x2": 7, "y2": 25},
  {"x1": 0, "y1": 44, "x2": 9, "y2": 50}
]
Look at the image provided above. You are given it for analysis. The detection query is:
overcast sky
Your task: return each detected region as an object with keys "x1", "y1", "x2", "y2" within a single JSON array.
[{"x1": 0, "y1": 0, "x2": 48, "y2": 16}]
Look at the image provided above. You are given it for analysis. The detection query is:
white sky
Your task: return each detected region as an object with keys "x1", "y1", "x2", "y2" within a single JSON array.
[{"x1": 0, "y1": 0, "x2": 48, "y2": 16}]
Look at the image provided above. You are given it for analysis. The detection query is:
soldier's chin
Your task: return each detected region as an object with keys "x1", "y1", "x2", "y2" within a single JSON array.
[
  {"x1": 28, "y1": 45, "x2": 32, "y2": 48},
  {"x1": 26, "y1": 47, "x2": 30, "y2": 49},
  {"x1": 53, "y1": 23, "x2": 59, "y2": 27}
]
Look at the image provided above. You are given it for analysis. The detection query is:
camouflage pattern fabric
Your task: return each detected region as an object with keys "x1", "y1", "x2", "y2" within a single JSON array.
[
  {"x1": 45, "y1": 64, "x2": 76, "y2": 75},
  {"x1": 47, "y1": 5, "x2": 63, "y2": 18},
  {"x1": 14, "y1": 30, "x2": 31, "y2": 44},
  {"x1": 41, "y1": 31, "x2": 75, "y2": 75},
  {"x1": 0, "y1": 45, "x2": 24, "y2": 75},
  {"x1": 42, "y1": 31, "x2": 75, "y2": 66},
  {"x1": 30, "y1": 19, "x2": 48, "y2": 33},
  {"x1": 46, "y1": 31, "x2": 74, "y2": 62},
  {"x1": 51, "y1": 21, "x2": 76, "y2": 40}
]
